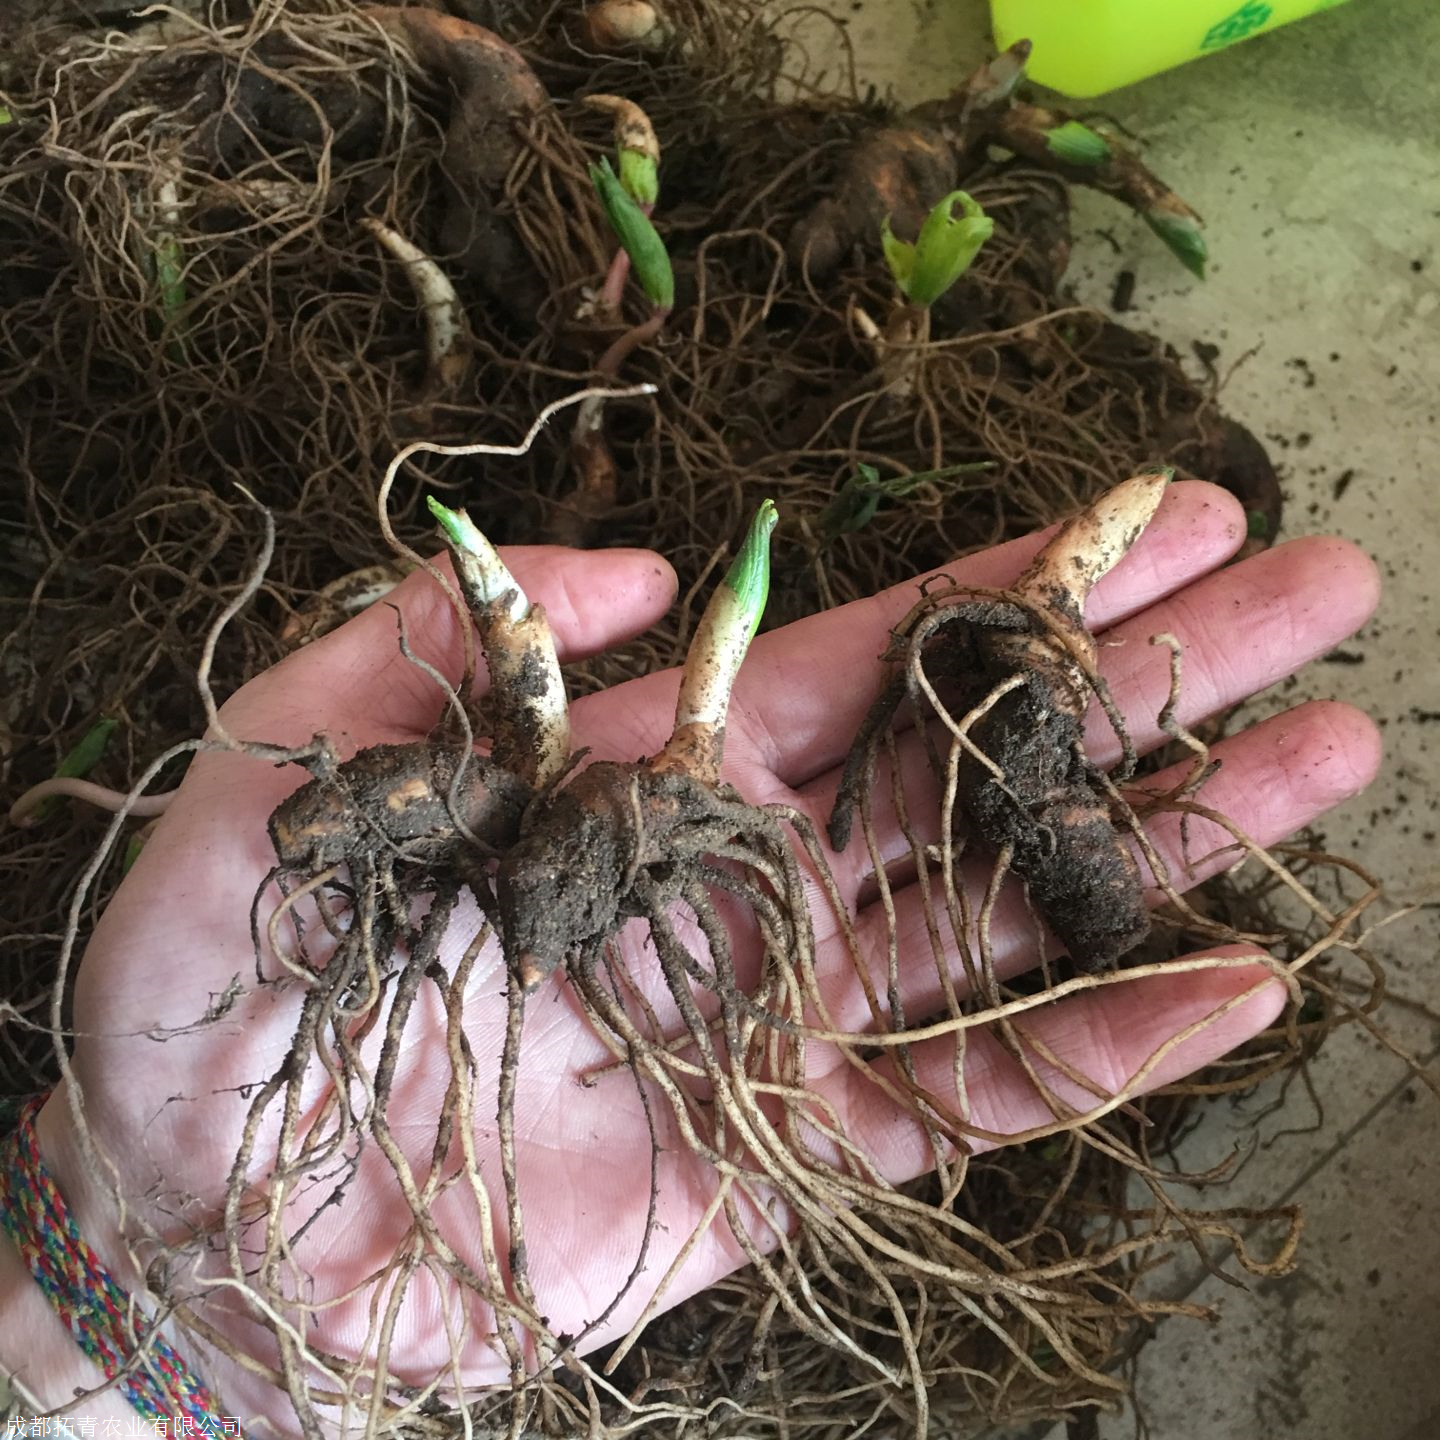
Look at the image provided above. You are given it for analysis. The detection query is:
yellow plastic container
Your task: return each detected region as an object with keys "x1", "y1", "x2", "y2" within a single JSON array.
[{"x1": 990, "y1": 0, "x2": 1354, "y2": 97}]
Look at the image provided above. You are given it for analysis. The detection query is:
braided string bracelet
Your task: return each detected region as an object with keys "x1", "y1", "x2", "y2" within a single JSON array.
[{"x1": 0, "y1": 1094, "x2": 236, "y2": 1431}]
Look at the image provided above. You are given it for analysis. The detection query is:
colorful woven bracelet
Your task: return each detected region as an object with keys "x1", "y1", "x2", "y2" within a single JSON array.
[{"x1": 0, "y1": 1093, "x2": 235, "y2": 1432}]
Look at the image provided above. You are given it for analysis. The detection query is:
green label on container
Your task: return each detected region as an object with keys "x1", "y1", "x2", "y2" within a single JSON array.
[{"x1": 1201, "y1": 1, "x2": 1274, "y2": 50}]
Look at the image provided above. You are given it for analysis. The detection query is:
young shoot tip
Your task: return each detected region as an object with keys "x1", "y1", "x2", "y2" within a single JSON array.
[
  {"x1": 1021, "y1": 472, "x2": 1169, "y2": 613},
  {"x1": 427, "y1": 495, "x2": 529, "y2": 622},
  {"x1": 584, "y1": 93, "x2": 660, "y2": 205},
  {"x1": 723, "y1": 499, "x2": 778, "y2": 642},
  {"x1": 589, "y1": 157, "x2": 674, "y2": 310},
  {"x1": 1145, "y1": 207, "x2": 1208, "y2": 280},
  {"x1": 1044, "y1": 119, "x2": 1112, "y2": 167},
  {"x1": 882, "y1": 191, "x2": 993, "y2": 309},
  {"x1": 966, "y1": 40, "x2": 1031, "y2": 112},
  {"x1": 655, "y1": 501, "x2": 778, "y2": 782}
]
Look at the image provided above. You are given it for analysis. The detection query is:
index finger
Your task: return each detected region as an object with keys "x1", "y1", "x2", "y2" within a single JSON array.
[{"x1": 219, "y1": 544, "x2": 677, "y2": 746}]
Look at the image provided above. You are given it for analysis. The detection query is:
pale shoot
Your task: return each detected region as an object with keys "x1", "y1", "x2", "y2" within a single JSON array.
[
  {"x1": 427, "y1": 498, "x2": 570, "y2": 788},
  {"x1": 1006, "y1": 470, "x2": 1171, "y2": 712},
  {"x1": 653, "y1": 500, "x2": 777, "y2": 784},
  {"x1": 364, "y1": 218, "x2": 472, "y2": 391}
]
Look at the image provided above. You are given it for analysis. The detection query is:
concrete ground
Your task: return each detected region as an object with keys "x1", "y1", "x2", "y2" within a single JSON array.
[{"x1": 796, "y1": 1, "x2": 1440, "y2": 1435}]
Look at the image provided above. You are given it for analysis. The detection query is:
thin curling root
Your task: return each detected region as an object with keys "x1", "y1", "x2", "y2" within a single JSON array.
[
  {"x1": 428, "y1": 498, "x2": 571, "y2": 788},
  {"x1": 653, "y1": 500, "x2": 777, "y2": 786},
  {"x1": 832, "y1": 474, "x2": 1170, "y2": 971}
]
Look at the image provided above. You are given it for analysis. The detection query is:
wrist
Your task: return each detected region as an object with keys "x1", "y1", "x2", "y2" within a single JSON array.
[
  {"x1": 0, "y1": 1097, "x2": 132, "y2": 1421},
  {"x1": 0, "y1": 1089, "x2": 219, "y2": 1426}
]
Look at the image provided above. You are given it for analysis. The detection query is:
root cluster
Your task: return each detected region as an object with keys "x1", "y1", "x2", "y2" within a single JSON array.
[{"x1": 0, "y1": 2, "x2": 1389, "y2": 1438}]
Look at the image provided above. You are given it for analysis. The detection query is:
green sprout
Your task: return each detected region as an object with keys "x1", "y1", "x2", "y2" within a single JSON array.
[
  {"x1": 723, "y1": 498, "x2": 778, "y2": 642},
  {"x1": 619, "y1": 146, "x2": 658, "y2": 208},
  {"x1": 31, "y1": 717, "x2": 118, "y2": 824},
  {"x1": 652, "y1": 500, "x2": 778, "y2": 785},
  {"x1": 1145, "y1": 206, "x2": 1208, "y2": 280},
  {"x1": 148, "y1": 176, "x2": 188, "y2": 360},
  {"x1": 589, "y1": 156, "x2": 674, "y2": 310},
  {"x1": 820, "y1": 460, "x2": 996, "y2": 542},
  {"x1": 427, "y1": 495, "x2": 530, "y2": 621},
  {"x1": 1246, "y1": 508, "x2": 1270, "y2": 540},
  {"x1": 154, "y1": 237, "x2": 186, "y2": 329},
  {"x1": 1044, "y1": 119, "x2": 1111, "y2": 167},
  {"x1": 583, "y1": 93, "x2": 660, "y2": 207},
  {"x1": 881, "y1": 190, "x2": 993, "y2": 309}
]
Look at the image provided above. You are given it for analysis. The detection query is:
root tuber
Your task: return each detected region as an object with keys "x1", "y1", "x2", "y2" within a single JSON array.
[
  {"x1": 791, "y1": 40, "x2": 1206, "y2": 284},
  {"x1": 497, "y1": 501, "x2": 779, "y2": 987},
  {"x1": 583, "y1": 0, "x2": 673, "y2": 52},
  {"x1": 365, "y1": 6, "x2": 552, "y2": 318},
  {"x1": 830, "y1": 473, "x2": 1169, "y2": 971},
  {"x1": 268, "y1": 740, "x2": 526, "y2": 871}
]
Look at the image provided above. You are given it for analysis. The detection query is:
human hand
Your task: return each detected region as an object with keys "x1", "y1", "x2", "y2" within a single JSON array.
[{"x1": 9, "y1": 480, "x2": 1380, "y2": 1428}]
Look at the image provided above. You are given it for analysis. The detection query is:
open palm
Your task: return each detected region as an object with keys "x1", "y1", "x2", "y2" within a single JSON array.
[{"x1": 29, "y1": 480, "x2": 1379, "y2": 1427}]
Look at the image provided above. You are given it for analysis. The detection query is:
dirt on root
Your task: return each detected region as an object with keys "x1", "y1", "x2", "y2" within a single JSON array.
[
  {"x1": 831, "y1": 592, "x2": 1151, "y2": 972},
  {"x1": 0, "y1": 3, "x2": 1386, "y2": 1439},
  {"x1": 267, "y1": 739, "x2": 527, "y2": 869}
]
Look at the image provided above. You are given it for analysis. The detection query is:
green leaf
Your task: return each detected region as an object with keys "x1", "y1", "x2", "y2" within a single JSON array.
[
  {"x1": 880, "y1": 218, "x2": 915, "y2": 294},
  {"x1": 57, "y1": 718, "x2": 118, "y2": 780},
  {"x1": 0, "y1": 107, "x2": 13, "y2": 125},
  {"x1": 819, "y1": 459, "x2": 996, "y2": 541},
  {"x1": 819, "y1": 462, "x2": 883, "y2": 540},
  {"x1": 888, "y1": 191, "x2": 994, "y2": 308},
  {"x1": 121, "y1": 832, "x2": 146, "y2": 875},
  {"x1": 618, "y1": 147, "x2": 659, "y2": 207},
  {"x1": 723, "y1": 500, "x2": 778, "y2": 641},
  {"x1": 590, "y1": 157, "x2": 674, "y2": 310},
  {"x1": 1144, "y1": 208, "x2": 1208, "y2": 280},
  {"x1": 1044, "y1": 119, "x2": 1112, "y2": 167},
  {"x1": 154, "y1": 235, "x2": 186, "y2": 362},
  {"x1": 1245, "y1": 508, "x2": 1269, "y2": 540},
  {"x1": 30, "y1": 717, "x2": 118, "y2": 823}
]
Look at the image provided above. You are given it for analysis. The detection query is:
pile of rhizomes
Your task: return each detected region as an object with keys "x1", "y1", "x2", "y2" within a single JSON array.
[{"x1": 0, "y1": 1, "x2": 1386, "y2": 1436}]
